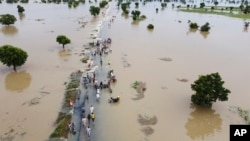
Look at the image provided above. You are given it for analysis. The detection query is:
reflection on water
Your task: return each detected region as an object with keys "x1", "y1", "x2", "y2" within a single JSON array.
[
  {"x1": 18, "y1": 13, "x2": 25, "y2": 21},
  {"x1": 200, "y1": 31, "x2": 210, "y2": 39},
  {"x1": 1, "y1": 26, "x2": 18, "y2": 36},
  {"x1": 187, "y1": 28, "x2": 198, "y2": 35},
  {"x1": 185, "y1": 104, "x2": 222, "y2": 140},
  {"x1": 58, "y1": 49, "x2": 72, "y2": 61},
  {"x1": 5, "y1": 71, "x2": 32, "y2": 93}
]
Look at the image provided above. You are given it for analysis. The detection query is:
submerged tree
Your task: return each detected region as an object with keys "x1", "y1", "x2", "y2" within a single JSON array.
[
  {"x1": 200, "y1": 22, "x2": 210, "y2": 32},
  {"x1": 0, "y1": 45, "x2": 28, "y2": 72},
  {"x1": 131, "y1": 10, "x2": 141, "y2": 20},
  {"x1": 17, "y1": 5, "x2": 25, "y2": 13},
  {"x1": 189, "y1": 22, "x2": 199, "y2": 29},
  {"x1": 56, "y1": 35, "x2": 71, "y2": 49},
  {"x1": 89, "y1": 6, "x2": 100, "y2": 16},
  {"x1": 0, "y1": 14, "x2": 17, "y2": 26},
  {"x1": 191, "y1": 72, "x2": 230, "y2": 108}
]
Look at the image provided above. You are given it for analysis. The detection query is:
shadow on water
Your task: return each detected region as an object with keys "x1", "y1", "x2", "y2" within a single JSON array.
[
  {"x1": 5, "y1": 71, "x2": 32, "y2": 93},
  {"x1": 1, "y1": 26, "x2": 18, "y2": 36},
  {"x1": 185, "y1": 104, "x2": 222, "y2": 140}
]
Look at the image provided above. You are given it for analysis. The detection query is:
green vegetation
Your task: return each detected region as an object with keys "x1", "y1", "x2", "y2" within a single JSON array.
[
  {"x1": 0, "y1": 45, "x2": 28, "y2": 72},
  {"x1": 179, "y1": 7, "x2": 250, "y2": 19},
  {"x1": 230, "y1": 106, "x2": 250, "y2": 124},
  {"x1": 131, "y1": 10, "x2": 141, "y2": 21},
  {"x1": 64, "y1": 71, "x2": 82, "y2": 107},
  {"x1": 147, "y1": 24, "x2": 154, "y2": 29},
  {"x1": 161, "y1": 2, "x2": 167, "y2": 8},
  {"x1": 121, "y1": 2, "x2": 130, "y2": 14},
  {"x1": 56, "y1": 35, "x2": 71, "y2": 49},
  {"x1": 237, "y1": 107, "x2": 250, "y2": 124},
  {"x1": 50, "y1": 114, "x2": 71, "y2": 138},
  {"x1": 89, "y1": 6, "x2": 100, "y2": 16},
  {"x1": 99, "y1": 0, "x2": 108, "y2": 8},
  {"x1": 135, "y1": 2, "x2": 139, "y2": 8},
  {"x1": 0, "y1": 14, "x2": 17, "y2": 26},
  {"x1": 50, "y1": 71, "x2": 82, "y2": 139},
  {"x1": 200, "y1": 2, "x2": 205, "y2": 8},
  {"x1": 17, "y1": 5, "x2": 25, "y2": 13},
  {"x1": 189, "y1": 22, "x2": 199, "y2": 29},
  {"x1": 131, "y1": 81, "x2": 140, "y2": 89},
  {"x1": 200, "y1": 22, "x2": 210, "y2": 32},
  {"x1": 191, "y1": 72, "x2": 231, "y2": 108}
]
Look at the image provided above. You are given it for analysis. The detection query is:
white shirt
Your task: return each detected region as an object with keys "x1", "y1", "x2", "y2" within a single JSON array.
[
  {"x1": 86, "y1": 127, "x2": 91, "y2": 136},
  {"x1": 90, "y1": 106, "x2": 94, "y2": 113}
]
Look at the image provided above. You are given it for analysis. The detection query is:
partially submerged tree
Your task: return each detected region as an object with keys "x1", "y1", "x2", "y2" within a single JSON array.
[
  {"x1": 0, "y1": 45, "x2": 28, "y2": 71},
  {"x1": 89, "y1": 6, "x2": 100, "y2": 16},
  {"x1": 17, "y1": 5, "x2": 25, "y2": 13},
  {"x1": 200, "y1": 22, "x2": 210, "y2": 32},
  {"x1": 191, "y1": 72, "x2": 230, "y2": 108},
  {"x1": 200, "y1": 2, "x2": 205, "y2": 8},
  {"x1": 56, "y1": 35, "x2": 71, "y2": 49},
  {"x1": 131, "y1": 10, "x2": 141, "y2": 20},
  {"x1": 99, "y1": 0, "x2": 108, "y2": 8},
  {"x1": 147, "y1": 24, "x2": 154, "y2": 30},
  {"x1": 0, "y1": 14, "x2": 17, "y2": 26},
  {"x1": 189, "y1": 22, "x2": 199, "y2": 29}
]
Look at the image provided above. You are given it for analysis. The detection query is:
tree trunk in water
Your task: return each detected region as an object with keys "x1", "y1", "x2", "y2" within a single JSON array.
[
  {"x1": 63, "y1": 44, "x2": 65, "y2": 49},
  {"x1": 13, "y1": 65, "x2": 16, "y2": 72}
]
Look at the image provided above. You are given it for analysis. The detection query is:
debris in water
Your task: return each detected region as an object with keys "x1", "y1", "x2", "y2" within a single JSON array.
[{"x1": 158, "y1": 57, "x2": 172, "y2": 62}]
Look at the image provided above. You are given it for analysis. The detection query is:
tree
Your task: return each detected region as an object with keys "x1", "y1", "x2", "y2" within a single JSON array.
[
  {"x1": 0, "y1": 45, "x2": 28, "y2": 71},
  {"x1": 200, "y1": 22, "x2": 210, "y2": 32},
  {"x1": 147, "y1": 24, "x2": 154, "y2": 29},
  {"x1": 214, "y1": 1, "x2": 219, "y2": 6},
  {"x1": 99, "y1": 0, "x2": 108, "y2": 8},
  {"x1": 200, "y1": 2, "x2": 205, "y2": 8},
  {"x1": 0, "y1": 14, "x2": 17, "y2": 26},
  {"x1": 17, "y1": 5, "x2": 25, "y2": 13},
  {"x1": 189, "y1": 22, "x2": 199, "y2": 29},
  {"x1": 89, "y1": 6, "x2": 100, "y2": 16},
  {"x1": 56, "y1": 35, "x2": 71, "y2": 49},
  {"x1": 191, "y1": 72, "x2": 230, "y2": 108}
]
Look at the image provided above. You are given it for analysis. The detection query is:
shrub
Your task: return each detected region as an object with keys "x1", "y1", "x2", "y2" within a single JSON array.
[{"x1": 147, "y1": 24, "x2": 154, "y2": 29}]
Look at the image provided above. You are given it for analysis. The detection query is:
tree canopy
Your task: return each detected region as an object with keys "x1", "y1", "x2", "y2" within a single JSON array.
[
  {"x1": 56, "y1": 35, "x2": 71, "y2": 49},
  {"x1": 89, "y1": 6, "x2": 100, "y2": 17},
  {"x1": 191, "y1": 72, "x2": 231, "y2": 108},
  {"x1": 0, "y1": 45, "x2": 28, "y2": 71},
  {"x1": 0, "y1": 14, "x2": 17, "y2": 26},
  {"x1": 17, "y1": 5, "x2": 25, "y2": 13}
]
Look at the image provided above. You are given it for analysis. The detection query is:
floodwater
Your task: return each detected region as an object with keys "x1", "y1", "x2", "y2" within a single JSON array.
[{"x1": 1, "y1": 1, "x2": 250, "y2": 141}]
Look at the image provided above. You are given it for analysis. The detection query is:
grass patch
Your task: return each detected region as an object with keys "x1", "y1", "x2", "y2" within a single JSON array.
[
  {"x1": 50, "y1": 114, "x2": 72, "y2": 138},
  {"x1": 179, "y1": 8, "x2": 250, "y2": 19},
  {"x1": 237, "y1": 107, "x2": 250, "y2": 124},
  {"x1": 131, "y1": 81, "x2": 140, "y2": 89},
  {"x1": 229, "y1": 106, "x2": 250, "y2": 124}
]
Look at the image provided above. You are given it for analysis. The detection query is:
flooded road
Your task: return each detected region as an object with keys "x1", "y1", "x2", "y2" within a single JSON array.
[{"x1": 1, "y1": 1, "x2": 250, "y2": 141}]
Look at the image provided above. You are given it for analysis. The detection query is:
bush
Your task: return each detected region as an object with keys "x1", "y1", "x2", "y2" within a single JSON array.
[
  {"x1": 147, "y1": 24, "x2": 154, "y2": 29},
  {"x1": 189, "y1": 22, "x2": 199, "y2": 29},
  {"x1": 99, "y1": 0, "x2": 108, "y2": 8},
  {"x1": 200, "y1": 22, "x2": 210, "y2": 32}
]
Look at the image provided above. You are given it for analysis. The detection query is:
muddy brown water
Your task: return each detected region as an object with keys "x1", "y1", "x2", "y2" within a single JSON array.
[{"x1": 1, "y1": 1, "x2": 250, "y2": 141}]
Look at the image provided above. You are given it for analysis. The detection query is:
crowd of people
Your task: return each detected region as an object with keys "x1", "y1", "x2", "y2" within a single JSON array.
[{"x1": 75, "y1": 37, "x2": 120, "y2": 139}]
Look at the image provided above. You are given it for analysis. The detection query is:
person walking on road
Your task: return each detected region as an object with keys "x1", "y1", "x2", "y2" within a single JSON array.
[
  {"x1": 90, "y1": 112, "x2": 95, "y2": 124},
  {"x1": 86, "y1": 126, "x2": 91, "y2": 137},
  {"x1": 82, "y1": 116, "x2": 87, "y2": 127},
  {"x1": 90, "y1": 105, "x2": 94, "y2": 113}
]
